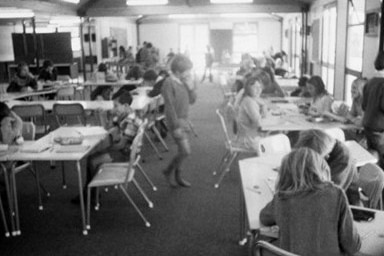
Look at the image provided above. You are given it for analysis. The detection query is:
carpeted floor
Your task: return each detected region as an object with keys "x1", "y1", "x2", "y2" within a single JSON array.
[{"x1": 0, "y1": 82, "x2": 249, "y2": 256}]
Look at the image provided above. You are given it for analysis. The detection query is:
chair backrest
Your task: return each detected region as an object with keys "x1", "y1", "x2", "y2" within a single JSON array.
[
  {"x1": 21, "y1": 122, "x2": 36, "y2": 141},
  {"x1": 56, "y1": 86, "x2": 75, "y2": 100},
  {"x1": 258, "y1": 134, "x2": 291, "y2": 155},
  {"x1": 53, "y1": 103, "x2": 86, "y2": 126},
  {"x1": 12, "y1": 104, "x2": 45, "y2": 120},
  {"x1": 57, "y1": 75, "x2": 71, "y2": 82},
  {"x1": 216, "y1": 102, "x2": 238, "y2": 147},
  {"x1": 255, "y1": 241, "x2": 300, "y2": 256},
  {"x1": 124, "y1": 119, "x2": 147, "y2": 184},
  {"x1": 324, "y1": 128, "x2": 345, "y2": 142}
]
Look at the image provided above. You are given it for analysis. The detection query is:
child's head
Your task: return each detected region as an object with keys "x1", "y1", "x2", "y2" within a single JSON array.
[
  {"x1": 253, "y1": 69, "x2": 271, "y2": 89},
  {"x1": 276, "y1": 147, "x2": 331, "y2": 196},
  {"x1": 143, "y1": 69, "x2": 158, "y2": 87},
  {"x1": 295, "y1": 129, "x2": 336, "y2": 158},
  {"x1": 17, "y1": 62, "x2": 29, "y2": 77},
  {"x1": 112, "y1": 91, "x2": 133, "y2": 116},
  {"x1": 351, "y1": 77, "x2": 367, "y2": 99},
  {"x1": 42, "y1": 60, "x2": 54, "y2": 72},
  {"x1": 307, "y1": 76, "x2": 327, "y2": 97},
  {"x1": 91, "y1": 86, "x2": 112, "y2": 101},
  {"x1": 170, "y1": 54, "x2": 193, "y2": 80},
  {"x1": 244, "y1": 73, "x2": 263, "y2": 98}
]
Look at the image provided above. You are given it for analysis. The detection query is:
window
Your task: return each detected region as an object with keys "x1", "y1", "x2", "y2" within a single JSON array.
[
  {"x1": 344, "y1": 0, "x2": 365, "y2": 106},
  {"x1": 232, "y1": 23, "x2": 258, "y2": 62},
  {"x1": 180, "y1": 24, "x2": 209, "y2": 70},
  {"x1": 321, "y1": 4, "x2": 337, "y2": 95}
]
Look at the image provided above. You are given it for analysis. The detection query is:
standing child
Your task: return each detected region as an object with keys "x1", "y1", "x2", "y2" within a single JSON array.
[
  {"x1": 161, "y1": 54, "x2": 196, "y2": 187},
  {"x1": 260, "y1": 148, "x2": 361, "y2": 256}
]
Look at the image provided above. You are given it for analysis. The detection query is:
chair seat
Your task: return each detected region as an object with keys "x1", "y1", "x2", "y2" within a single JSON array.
[
  {"x1": 88, "y1": 164, "x2": 132, "y2": 188},
  {"x1": 227, "y1": 141, "x2": 257, "y2": 153},
  {"x1": 36, "y1": 125, "x2": 48, "y2": 135}
]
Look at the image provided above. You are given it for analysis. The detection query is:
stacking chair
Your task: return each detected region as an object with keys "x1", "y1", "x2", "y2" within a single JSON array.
[
  {"x1": 0, "y1": 182, "x2": 10, "y2": 237},
  {"x1": 56, "y1": 86, "x2": 75, "y2": 100},
  {"x1": 258, "y1": 134, "x2": 291, "y2": 156},
  {"x1": 53, "y1": 103, "x2": 86, "y2": 127},
  {"x1": 86, "y1": 120, "x2": 152, "y2": 232},
  {"x1": 218, "y1": 73, "x2": 236, "y2": 103},
  {"x1": 145, "y1": 98, "x2": 169, "y2": 152},
  {"x1": 324, "y1": 127, "x2": 345, "y2": 142},
  {"x1": 12, "y1": 104, "x2": 49, "y2": 137},
  {"x1": 254, "y1": 241, "x2": 300, "y2": 256},
  {"x1": 213, "y1": 103, "x2": 257, "y2": 188},
  {"x1": 9, "y1": 122, "x2": 50, "y2": 235},
  {"x1": 53, "y1": 103, "x2": 86, "y2": 189}
]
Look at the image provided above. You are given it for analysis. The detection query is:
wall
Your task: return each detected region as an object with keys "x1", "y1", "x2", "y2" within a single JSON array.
[
  {"x1": 139, "y1": 18, "x2": 282, "y2": 62},
  {"x1": 94, "y1": 17, "x2": 137, "y2": 63},
  {"x1": 0, "y1": 25, "x2": 19, "y2": 62},
  {"x1": 363, "y1": 0, "x2": 380, "y2": 78}
]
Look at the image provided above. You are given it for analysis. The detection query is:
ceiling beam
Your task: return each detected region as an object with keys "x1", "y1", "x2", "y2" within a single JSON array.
[
  {"x1": 77, "y1": 0, "x2": 103, "y2": 17},
  {"x1": 0, "y1": 0, "x2": 77, "y2": 16},
  {"x1": 87, "y1": 4, "x2": 303, "y2": 17}
]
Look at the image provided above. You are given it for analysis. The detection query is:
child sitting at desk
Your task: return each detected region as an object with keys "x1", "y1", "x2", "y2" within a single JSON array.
[
  {"x1": 0, "y1": 102, "x2": 23, "y2": 145},
  {"x1": 7, "y1": 62, "x2": 37, "y2": 93},
  {"x1": 236, "y1": 72, "x2": 268, "y2": 153},
  {"x1": 295, "y1": 129, "x2": 384, "y2": 209},
  {"x1": 72, "y1": 91, "x2": 142, "y2": 205},
  {"x1": 260, "y1": 148, "x2": 361, "y2": 256},
  {"x1": 306, "y1": 75, "x2": 333, "y2": 116}
]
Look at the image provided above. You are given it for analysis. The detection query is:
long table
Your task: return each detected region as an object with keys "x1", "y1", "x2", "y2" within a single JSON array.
[
  {"x1": 0, "y1": 84, "x2": 76, "y2": 101},
  {"x1": 238, "y1": 149, "x2": 383, "y2": 256},
  {"x1": 5, "y1": 86, "x2": 156, "y2": 113},
  {"x1": 4, "y1": 126, "x2": 108, "y2": 236},
  {"x1": 260, "y1": 101, "x2": 359, "y2": 132}
]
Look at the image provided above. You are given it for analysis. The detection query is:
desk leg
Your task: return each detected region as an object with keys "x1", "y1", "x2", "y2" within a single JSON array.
[
  {"x1": 239, "y1": 178, "x2": 248, "y2": 246},
  {"x1": 76, "y1": 161, "x2": 88, "y2": 235},
  {"x1": 10, "y1": 164, "x2": 21, "y2": 235},
  {"x1": 0, "y1": 164, "x2": 15, "y2": 235}
]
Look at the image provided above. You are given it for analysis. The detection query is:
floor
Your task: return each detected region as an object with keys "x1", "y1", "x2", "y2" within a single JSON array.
[{"x1": 0, "y1": 81, "x2": 250, "y2": 256}]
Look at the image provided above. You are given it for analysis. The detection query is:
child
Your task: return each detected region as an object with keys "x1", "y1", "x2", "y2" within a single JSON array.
[
  {"x1": 306, "y1": 76, "x2": 333, "y2": 116},
  {"x1": 236, "y1": 72, "x2": 267, "y2": 153},
  {"x1": 72, "y1": 91, "x2": 142, "y2": 204},
  {"x1": 290, "y1": 76, "x2": 311, "y2": 97},
  {"x1": 0, "y1": 102, "x2": 23, "y2": 145},
  {"x1": 7, "y1": 62, "x2": 37, "y2": 93},
  {"x1": 161, "y1": 54, "x2": 196, "y2": 187},
  {"x1": 260, "y1": 148, "x2": 361, "y2": 256}
]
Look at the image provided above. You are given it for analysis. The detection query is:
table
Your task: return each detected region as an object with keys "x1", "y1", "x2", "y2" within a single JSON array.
[
  {"x1": 5, "y1": 126, "x2": 108, "y2": 235},
  {"x1": 83, "y1": 79, "x2": 142, "y2": 89},
  {"x1": 6, "y1": 100, "x2": 114, "y2": 112},
  {"x1": 0, "y1": 83, "x2": 75, "y2": 101},
  {"x1": 260, "y1": 102, "x2": 359, "y2": 132},
  {"x1": 345, "y1": 140, "x2": 378, "y2": 167},
  {"x1": 239, "y1": 152, "x2": 384, "y2": 256}
]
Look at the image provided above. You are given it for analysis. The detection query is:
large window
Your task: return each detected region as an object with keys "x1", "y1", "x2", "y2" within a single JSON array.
[
  {"x1": 232, "y1": 23, "x2": 258, "y2": 62},
  {"x1": 344, "y1": 0, "x2": 365, "y2": 106},
  {"x1": 180, "y1": 24, "x2": 209, "y2": 70},
  {"x1": 321, "y1": 4, "x2": 337, "y2": 95}
]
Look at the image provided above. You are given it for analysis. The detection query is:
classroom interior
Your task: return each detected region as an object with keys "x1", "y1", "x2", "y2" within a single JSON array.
[{"x1": 0, "y1": 0, "x2": 384, "y2": 255}]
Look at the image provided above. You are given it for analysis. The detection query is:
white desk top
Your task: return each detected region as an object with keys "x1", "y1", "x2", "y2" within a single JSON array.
[
  {"x1": 83, "y1": 79, "x2": 142, "y2": 87},
  {"x1": 239, "y1": 153, "x2": 384, "y2": 255},
  {"x1": 6, "y1": 100, "x2": 114, "y2": 111},
  {"x1": 7, "y1": 126, "x2": 107, "y2": 162},
  {"x1": 260, "y1": 102, "x2": 358, "y2": 131}
]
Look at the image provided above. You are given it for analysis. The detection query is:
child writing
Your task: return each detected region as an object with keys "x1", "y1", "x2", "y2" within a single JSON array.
[
  {"x1": 260, "y1": 148, "x2": 361, "y2": 256},
  {"x1": 72, "y1": 91, "x2": 142, "y2": 204}
]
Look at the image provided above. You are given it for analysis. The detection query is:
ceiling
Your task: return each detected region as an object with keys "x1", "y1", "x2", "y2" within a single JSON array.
[{"x1": 0, "y1": 0, "x2": 316, "y2": 18}]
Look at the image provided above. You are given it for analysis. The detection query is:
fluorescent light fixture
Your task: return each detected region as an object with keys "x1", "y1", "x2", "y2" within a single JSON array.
[
  {"x1": 61, "y1": 0, "x2": 80, "y2": 4},
  {"x1": 211, "y1": 0, "x2": 252, "y2": 3},
  {"x1": 220, "y1": 13, "x2": 271, "y2": 18},
  {"x1": 49, "y1": 17, "x2": 81, "y2": 25},
  {"x1": 0, "y1": 8, "x2": 35, "y2": 19},
  {"x1": 168, "y1": 14, "x2": 197, "y2": 19},
  {"x1": 126, "y1": 0, "x2": 168, "y2": 6}
]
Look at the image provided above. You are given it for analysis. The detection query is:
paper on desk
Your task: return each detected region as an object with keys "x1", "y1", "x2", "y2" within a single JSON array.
[
  {"x1": 74, "y1": 127, "x2": 107, "y2": 137},
  {"x1": 56, "y1": 145, "x2": 90, "y2": 153},
  {"x1": 20, "y1": 142, "x2": 51, "y2": 153}
]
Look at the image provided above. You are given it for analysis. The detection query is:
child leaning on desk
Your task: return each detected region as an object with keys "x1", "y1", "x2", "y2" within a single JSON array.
[
  {"x1": 72, "y1": 91, "x2": 142, "y2": 205},
  {"x1": 259, "y1": 148, "x2": 361, "y2": 256},
  {"x1": 0, "y1": 102, "x2": 23, "y2": 145}
]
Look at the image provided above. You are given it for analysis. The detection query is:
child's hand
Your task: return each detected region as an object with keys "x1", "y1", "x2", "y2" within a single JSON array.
[
  {"x1": 172, "y1": 128, "x2": 184, "y2": 139},
  {"x1": 337, "y1": 104, "x2": 349, "y2": 116}
]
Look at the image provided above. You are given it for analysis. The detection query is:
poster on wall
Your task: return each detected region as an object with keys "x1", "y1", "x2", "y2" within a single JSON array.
[{"x1": 365, "y1": 11, "x2": 379, "y2": 37}]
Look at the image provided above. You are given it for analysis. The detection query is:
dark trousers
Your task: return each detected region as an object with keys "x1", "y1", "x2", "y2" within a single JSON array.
[{"x1": 365, "y1": 129, "x2": 384, "y2": 169}]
